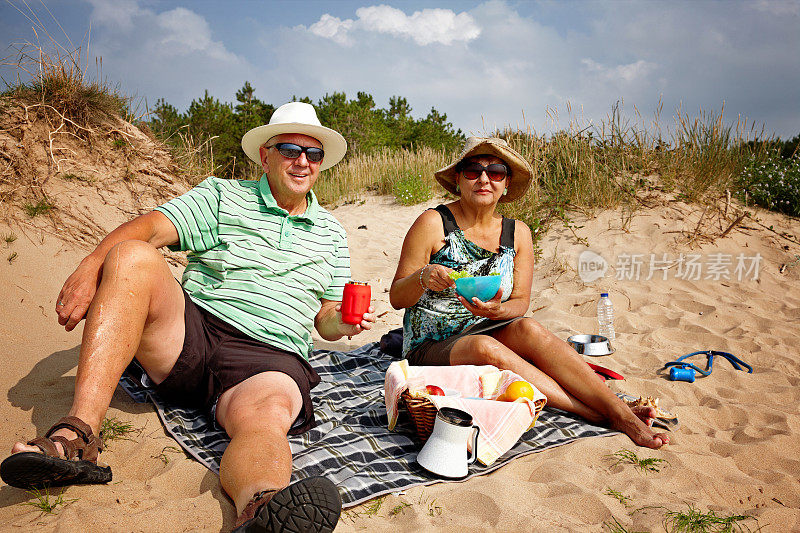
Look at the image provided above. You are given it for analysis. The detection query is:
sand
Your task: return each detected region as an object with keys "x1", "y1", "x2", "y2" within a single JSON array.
[
  {"x1": 0, "y1": 189, "x2": 798, "y2": 532},
  {"x1": 1, "y1": 102, "x2": 800, "y2": 533}
]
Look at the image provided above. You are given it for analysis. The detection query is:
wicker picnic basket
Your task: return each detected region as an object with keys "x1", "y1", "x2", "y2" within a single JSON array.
[{"x1": 400, "y1": 390, "x2": 438, "y2": 443}]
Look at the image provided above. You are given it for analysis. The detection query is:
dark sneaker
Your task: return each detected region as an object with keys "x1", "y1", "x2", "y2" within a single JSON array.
[{"x1": 233, "y1": 476, "x2": 341, "y2": 533}]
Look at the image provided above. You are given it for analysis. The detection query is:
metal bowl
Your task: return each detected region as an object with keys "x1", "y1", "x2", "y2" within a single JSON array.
[{"x1": 567, "y1": 334, "x2": 615, "y2": 356}]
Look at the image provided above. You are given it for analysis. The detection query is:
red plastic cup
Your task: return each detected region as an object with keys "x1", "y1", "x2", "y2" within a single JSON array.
[{"x1": 341, "y1": 281, "x2": 371, "y2": 325}]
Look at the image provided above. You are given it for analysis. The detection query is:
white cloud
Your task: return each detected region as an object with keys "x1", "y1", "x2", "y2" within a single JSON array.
[
  {"x1": 86, "y1": 0, "x2": 140, "y2": 32},
  {"x1": 581, "y1": 58, "x2": 657, "y2": 83},
  {"x1": 59, "y1": 0, "x2": 798, "y2": 140},
  {"x1": 308, "y1": 14, "x2": 354, "y2": 46},
  {"x1": 84, "y1": 0, "x2": 250, "y2": 109},
  {"x1": 752, "y1": 0, "x2": 800, "y2": 16},
  {"x1": 156, "y1": 7, "x2": 239, "y2": 62},
  {"x1": 307, "y1": 4, "x2": 480, "y2": 47}
]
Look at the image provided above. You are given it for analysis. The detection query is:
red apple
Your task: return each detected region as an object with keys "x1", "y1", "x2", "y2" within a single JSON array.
[{"x1": 425, "y1": 385, "x2": 445, "y2": 396}]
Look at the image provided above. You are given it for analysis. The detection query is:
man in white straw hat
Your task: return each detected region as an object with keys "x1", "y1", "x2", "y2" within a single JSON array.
[{"x1": 1, "y1": 102, "x2": 372, "y2": 532}]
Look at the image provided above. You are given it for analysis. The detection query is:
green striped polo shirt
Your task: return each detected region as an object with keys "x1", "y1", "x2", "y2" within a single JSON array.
[{"x1": 155, "y1": 174, "x2": 351, "y2": 359}]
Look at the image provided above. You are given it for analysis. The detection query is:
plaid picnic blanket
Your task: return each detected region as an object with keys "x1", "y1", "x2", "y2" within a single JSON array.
[{"x1": 119, "y1": 342, "x2": 615, "y2": 508}]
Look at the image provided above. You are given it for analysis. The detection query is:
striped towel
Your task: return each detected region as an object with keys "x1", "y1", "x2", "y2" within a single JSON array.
[
  {"x1": 385, "y1": 360, "x2": 547, "y2": 466},
  {"x1": 120, "y1": 342, "x2": 615, "y2": 508}
]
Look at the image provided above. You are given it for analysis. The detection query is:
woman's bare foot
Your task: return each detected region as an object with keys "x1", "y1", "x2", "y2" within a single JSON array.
[
  {"x1": 611, "y1": 409, "x2": 669, "y2": 449},
  {"x1": 630, "y1": 405, "x2": 657, "y2": 427}
]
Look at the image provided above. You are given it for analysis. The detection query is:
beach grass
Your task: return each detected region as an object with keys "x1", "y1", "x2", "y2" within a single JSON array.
[
  {"x1": 99, "y1": 416, "x2": 139, "y2": 447},
  {"x1": 417, "y1": 491, "x2": 444, "y2": 517},
  {"x1": 604, "y1": 516, "x2": 647, "y2": 533},
  {"x1": 22, "y1": 197, "x2": 55, "y2": 217},
  {"x1": 363, "y1": 495, "x2": 384, "y2": 516},
  {"x1": 1, "y1": 2, "x2": 127, "y2": 127},
  {"x1": 2, "y1": 38, "x2": 126, "y2": 127},
  {"x1": 315, "y1": 146, "x2": 450, "y2": 206},
  {"x1": 606, "y1": 448, "x2": 669, "y2": 474},
  {"x1": 151, "y1": 445, "x2": 184, "y2": 465},
  {"x1": 23, "y1": 487, "x2": 78, "y2": 515},
  {"x1": 662, "y1": 505, "x2": 756, "y2": 533},
  {"x1": 389, "y1": 501, "x2": 412, "y2": 516},
  {"x1": 605, "y1": 487, "x2": 633, "y2": 508},
  {"x1": 340, "y1": 494, "x2": 386, "y2": 522}
]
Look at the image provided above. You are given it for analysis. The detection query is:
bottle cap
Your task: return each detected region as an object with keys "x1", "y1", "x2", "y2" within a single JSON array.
[{"x1": 600, "y1": 293, "x2": 609, "y2": 297}]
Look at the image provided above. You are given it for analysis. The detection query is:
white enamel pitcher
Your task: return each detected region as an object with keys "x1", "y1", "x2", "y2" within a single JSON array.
[{"x1": 416, "y1": 407, "x2": 480, "y2": 478}]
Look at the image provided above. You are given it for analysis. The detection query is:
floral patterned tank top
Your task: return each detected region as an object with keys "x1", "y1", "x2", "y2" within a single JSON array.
[{"x1": 402, "y1": 204, "x2": 516, "y2": 356}]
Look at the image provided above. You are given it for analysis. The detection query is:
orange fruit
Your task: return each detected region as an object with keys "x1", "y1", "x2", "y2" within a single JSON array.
[{"x1": 498, "y1": 380, "x2": 535, "y2": 402}]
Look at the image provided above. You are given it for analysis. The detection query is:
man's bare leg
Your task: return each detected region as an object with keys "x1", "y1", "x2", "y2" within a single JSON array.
[
  {"x1": 11, "y1": 240, "x2": 186, "y2": 454},
  {"x1": 216, "y1": 372, "x2": 341, "y2": 532},
  {"x1": 215, "y1": 371, "x2": 303, "y2": 514}
]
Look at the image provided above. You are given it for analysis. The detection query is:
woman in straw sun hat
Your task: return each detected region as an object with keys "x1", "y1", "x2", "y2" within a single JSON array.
[{"x1": 389, "y1": 136, "x2": 669, "y2": 448}]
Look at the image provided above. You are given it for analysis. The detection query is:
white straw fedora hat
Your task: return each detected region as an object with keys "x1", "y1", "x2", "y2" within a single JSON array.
[
  {"x1": 241, "y1": 102, "x2": 347, "y2": 171},
  {"x1": 434, "y1": 136, "x2": 533, "y2": 203}
]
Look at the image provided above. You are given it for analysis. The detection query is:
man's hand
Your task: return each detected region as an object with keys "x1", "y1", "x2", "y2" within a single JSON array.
[
  {"x1": 456, "y1": 287, "x2": 504, "y2": 319},
  {"x1": 335, "y1": 303, "x2": 376, "y2": 339},
  {"x1": 56, "y1": 256, "x2": 104, "y2": 331},
  {"x1": 53, "y1": 211, "x2": 179, "y2": 332},
  {"x1": 315, "y1": 298, "x2": 376, "y2": 341}
]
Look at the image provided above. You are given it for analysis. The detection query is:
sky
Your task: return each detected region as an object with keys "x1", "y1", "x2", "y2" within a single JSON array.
[{"x1": 1, "y1": 0, "x2": 798, "y2": 140}]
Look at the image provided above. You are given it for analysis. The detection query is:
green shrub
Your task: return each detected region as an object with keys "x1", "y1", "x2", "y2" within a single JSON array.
[
  {"x1": 393, "y1": 173, "x2": 432, "y2": 205},
  {"x1": 738, "y1": 155, "x2": 800, "y2": 217},
  {"x1": 23, "y1": 197, "x2": 55, "y2": 217}
]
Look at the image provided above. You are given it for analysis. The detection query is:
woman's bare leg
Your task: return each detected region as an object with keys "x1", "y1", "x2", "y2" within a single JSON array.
[
  {"x1": 491, "y1": 318, "x2": 668, "y2": 448},
  {"x1": 450, "y1": 335, "x2": 602, "y2": 422},
  {"x1": 450, "y1": 320, "x2": 668, "y2": 448}
]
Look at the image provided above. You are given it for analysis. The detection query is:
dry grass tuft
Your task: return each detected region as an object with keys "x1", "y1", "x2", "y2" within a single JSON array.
[
  {"x1": 315, "y1": 146, "x2": 451, "y2": 206},
  {"x1": 2, "y1": 17, "x2": 127, "y2": 127}
]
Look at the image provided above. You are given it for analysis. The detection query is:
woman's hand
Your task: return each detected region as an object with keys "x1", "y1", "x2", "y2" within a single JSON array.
[
  {"x1": 420, "y1": 264, "x2": 455, "y2": 292},
  {"x1": 457, "y1": 287, "x2": 504, "y2": 319}
]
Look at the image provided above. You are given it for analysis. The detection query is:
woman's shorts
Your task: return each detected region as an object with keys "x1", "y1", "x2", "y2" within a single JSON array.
[
  {"x1": 405, "y1": 317, "x2": 522, "y2": 366},
  {"x1": 154, "y1": 289, "x2": 321, "y2": 435}
]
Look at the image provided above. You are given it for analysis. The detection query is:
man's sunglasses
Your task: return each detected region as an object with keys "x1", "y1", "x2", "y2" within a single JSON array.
[
  {"x1": 460, "y1": 162, "x2": 509, "y2": 181},
  {"x1": 267, "y1": 143, "x2": 325, "y2": 163}
]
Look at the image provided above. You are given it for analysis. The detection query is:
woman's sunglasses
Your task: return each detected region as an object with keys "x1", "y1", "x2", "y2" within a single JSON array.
[
  {"x1": 267, "y1": 143, "x2": 325, "y2": 163},
  {"x1": 460, "y1": 162, "x2": 509, "y2": 182}
]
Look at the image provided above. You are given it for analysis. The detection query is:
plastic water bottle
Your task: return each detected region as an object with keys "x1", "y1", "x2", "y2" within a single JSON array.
[{"x1": 597, "y1": 292, "x2": 615, "y2": 341}]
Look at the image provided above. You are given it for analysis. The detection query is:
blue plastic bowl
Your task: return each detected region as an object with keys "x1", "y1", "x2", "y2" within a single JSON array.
[{"x1": 454, "y1": 275, "x2": 502, "y2": 302}]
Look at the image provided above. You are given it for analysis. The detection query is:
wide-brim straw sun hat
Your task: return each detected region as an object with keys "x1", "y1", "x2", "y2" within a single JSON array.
[
  {"x1": 434, "y1": 136, "x2": 533, "y2": 203},
  {"x1": 241, "y1": 102, "x2": 347, "y2": 171}
]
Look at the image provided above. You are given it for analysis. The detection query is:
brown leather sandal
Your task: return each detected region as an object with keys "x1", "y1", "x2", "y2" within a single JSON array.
[{"x1": 0, "y1": 416, "x2": 112, "y2": 489}]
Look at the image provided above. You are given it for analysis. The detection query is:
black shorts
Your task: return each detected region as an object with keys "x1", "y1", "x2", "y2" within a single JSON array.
[
  {"x1": 405, "y1": 317, "x2": 522, "y2": 366},
  {"x1": 154, "y1": 289, "x2": 321, "y2": 435}
]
